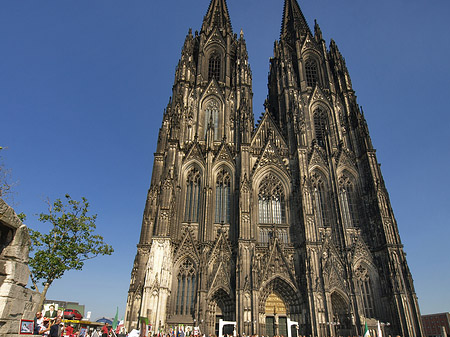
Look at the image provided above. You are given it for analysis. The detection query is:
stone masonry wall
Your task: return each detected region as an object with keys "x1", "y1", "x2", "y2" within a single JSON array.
[{"x1": 0, "y1": 198, "x2": 40, "y2": 337}]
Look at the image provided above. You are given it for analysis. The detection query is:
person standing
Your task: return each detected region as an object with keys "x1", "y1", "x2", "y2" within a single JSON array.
[
  {"x1": 101, "y1": 323, "x2": 110, "y2": 337},
  {"x1": 34, "y1": 311, "x2": 44, "y2": 335},
  {"x1": 49, "y1": 317, "x2": 62, "y2": 337}
]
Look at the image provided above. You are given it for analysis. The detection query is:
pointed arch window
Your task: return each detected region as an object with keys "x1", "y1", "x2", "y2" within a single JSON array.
[
  {"x1": 355, "y1": 265, "x2": 375, "y2": 318},
  {"x1": 305, "y1": 59, "x2": 319, "y2": 87},
  {"x1": 311, "y1": 173, "x2": 331, "y2": 227},
  {"x1": 175, "y1": 259, "x2": 197, "y2": 316},
  {"x1": 208, "y1": 52, "x2": 221, "y2": 82},
  {"x1": 204, "y1": 99, "x2": 220, "y2": 140},
  {"x1": 215, "y1": 168, "x2": 231, "y2": 223},
  {"x1": 184, "y1": 168, "x2": 201, "y2": 222},
  {"x1": 313, "y1": 107, "x2": 328, "y2": 147},
  {"x1": 339, "y1": 175, "x2": 359, "y2": 227},
  {"x1": 258, "y1": 173, "x2": 286, "y2": 224}
]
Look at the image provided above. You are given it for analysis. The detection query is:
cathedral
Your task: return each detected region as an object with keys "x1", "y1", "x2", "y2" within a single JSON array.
[{"x1": 125, "y1": 1, "x2": 424, "y2": 336}]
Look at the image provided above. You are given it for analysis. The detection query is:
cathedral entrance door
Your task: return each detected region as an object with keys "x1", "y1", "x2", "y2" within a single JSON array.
[
  {"x1": 278, "y1": 317, "x2": 287, "y2": 337},
  {"x1": 265, "y1": 293, "x2": 287, "y2": 337},
  {"x1": 210, "y1": 291, "x2": 234, "y2": 336},
  {"x1": 265, "y1": 317, "x2": 275, "y2": 337},
  {"x1": 330, "y1": 292, "x2": 352, "y2": 336}
]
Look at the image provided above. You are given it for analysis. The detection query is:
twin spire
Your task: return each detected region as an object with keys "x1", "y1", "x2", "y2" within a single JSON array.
[
  {"x1": 281, "y1": 0, "x2": 311, "y2": 39},
  {"x1": 202, "y1": 0, "x2": 232, "y2": 34},
  {"x1": 202, "y1": 0, "x2": 310, "y2": 39}
]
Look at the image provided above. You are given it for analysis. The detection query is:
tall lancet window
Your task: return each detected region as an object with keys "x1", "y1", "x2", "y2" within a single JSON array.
[
  {"x1": 311, "y1": 172, "x2": 331, "y2": 227},
  {"x1": 339, "y1": 175, "x2": 359, "y2": 227},
  {"x1": 184, "y1": 168, "x2": 201, "y2": 222},
  {"x1": 175, "y1": 259, "x2": 197, "y2": 316},
  {"x1": 305, "y1": 59, "x2": 319, "y2": 87},
  {"x1": 355, "y1": 265, "x2": 376, "y2": 318},
  {"x1": 208, "y1": 52, "x2": 221, "y2": 81},
  {"x1": 258, "y1": 173, "x2": 286, "y2": 224},
  {"x1": 204, "y1": 99, "x2": 220, "y2": 140},
  {"x1": 215, "y1": 168, "x2": 231, "y2": 223},
  {"x1": 313, "y1": 107, "x2": 328, "y2": 147}
]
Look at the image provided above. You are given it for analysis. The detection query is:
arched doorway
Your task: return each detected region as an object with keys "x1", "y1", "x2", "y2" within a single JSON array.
[
  {"x1": 259, "y1": 278, "x2": 302, "y2": 337},
  {"x1": 208, "y1": 289, "x2": 234, "y2": 336},
  {"x1": 330, "y1": 292, "x2": 352, "y2": 336},
  {"x1": 265, "y1": 293, "x2": 288, "y2": 337}
]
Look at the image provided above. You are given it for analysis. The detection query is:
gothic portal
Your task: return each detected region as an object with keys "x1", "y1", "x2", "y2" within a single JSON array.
[{"x1": 125, "y1": 1, "x2": 424, "y2": 337}]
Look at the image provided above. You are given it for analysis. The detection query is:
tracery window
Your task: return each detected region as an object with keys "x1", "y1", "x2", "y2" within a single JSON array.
[
  {"x1": 313, "y1": 107, "x2": 328, "y2": 147},
  {"x1": 355, "y1": 265, "x2": 375, "y2": 318},
  {"x1": 258, "y1": 174, "x2": 286, "y2": 224},
  {"x1": 208, "y1": 52, "x2": 221, "y2": 82},
  {"x1": 277, "y1": 228, "x2": 288, "y2": 243},
  {"x1": 311, "y1": 172, "x2": 331, "y2": 227},
  {"x1": 258, "y1": 228, "x2": 288, "y2": 244},
  {"x1": 305, "y1": 59, "x2": 319, "y2": 87},
  {"x1": 339, "y1": 175, "x2": 359, "y2": 227},
  {"x1": 204, "y1": 99, "x2": 220, "y2": 140},
  {"x1": 259, "y1": 227, "x2": 270, "y2": 243},
  {"x1": 175, "y1": 259, "x2": 197, "y2": 316},
  {"x1": 215, "y1": 169, "x2": 231, "y2": 223},
  {"x1": 184, "y1": 168, "x2": 201, "y2": 222}
]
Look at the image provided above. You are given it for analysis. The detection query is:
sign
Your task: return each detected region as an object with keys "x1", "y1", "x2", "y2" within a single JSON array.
[{"x1": 19, "y1": 320, "x2": 34, "y2": 335}]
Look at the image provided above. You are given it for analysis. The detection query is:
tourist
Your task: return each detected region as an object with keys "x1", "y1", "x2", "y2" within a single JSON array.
[
  {"x1": 39, "y1": 319, "x2": 51, "y2": 336},
  {"x1": 65, "y1": 324, "x2": 74, "y2": 336},
  {"x1": 34, "y1": 311, "x2": 44, "y2": 335},
  {"x1": 49, "y1": 317, "x2": 62, "y2": 337},
  {"x1": 101, "y1": 323, "x2": 110, "y2": 337}
]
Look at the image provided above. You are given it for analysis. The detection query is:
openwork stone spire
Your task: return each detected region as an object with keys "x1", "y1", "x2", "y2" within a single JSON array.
[
  {"x1": 281, "y1": 0, "x2": 311, "y2": 40},
  {"x1": 201, "y1": 0, "x2": 233, "y2": 34}
]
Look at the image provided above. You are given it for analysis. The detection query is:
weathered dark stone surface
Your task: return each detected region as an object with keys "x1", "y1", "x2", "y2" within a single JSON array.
[{"x1": 124, "y1": 1, "x2": 424, "y2": 337}]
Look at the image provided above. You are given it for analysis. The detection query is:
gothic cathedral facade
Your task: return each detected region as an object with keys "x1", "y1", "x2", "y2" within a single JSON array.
[{"x1": 125, "y1": 1, "x2": 423, "y2": 337}]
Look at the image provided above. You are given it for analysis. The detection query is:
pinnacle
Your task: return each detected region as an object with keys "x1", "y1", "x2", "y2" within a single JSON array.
[
  {"x1": 202, "y1": 0, "x2": 233, "y2": 34},
  {"x1": 281, "y1": 0, "x2": 311, "y2": 40}
]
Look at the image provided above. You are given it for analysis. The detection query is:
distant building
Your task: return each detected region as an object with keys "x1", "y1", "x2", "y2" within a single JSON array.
[
  {"x1": 44, "y1": 299, "x2": 85, "y2": 316},
  {"x1": 422, "y1": 313, "x2": 450, "y2": 337},
  {"x1": 96, "y1": 317, "x2": 113, "y2": 325}
]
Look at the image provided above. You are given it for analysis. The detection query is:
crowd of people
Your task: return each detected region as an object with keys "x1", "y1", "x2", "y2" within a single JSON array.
[
  {"x1": 32, "y1": 305, "x2": 116, "y2": 337},
  {"x1": 33, "y1": 305, "x2": 65, "y2": 336}
]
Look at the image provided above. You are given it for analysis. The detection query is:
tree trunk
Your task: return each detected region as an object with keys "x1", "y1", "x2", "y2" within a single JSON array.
[{"x1": 38, "y1": 282, "x2": 51, "y2": 311}]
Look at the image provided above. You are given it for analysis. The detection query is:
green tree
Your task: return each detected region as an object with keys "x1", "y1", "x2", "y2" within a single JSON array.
[
  {"x1": 0, "y1": 146, "x2": 16, "y2": 202},
  {"x1": 29, "y1": 194, "x2": 114, "y2": 309}
]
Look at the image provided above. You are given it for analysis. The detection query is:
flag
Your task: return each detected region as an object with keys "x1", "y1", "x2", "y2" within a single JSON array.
[
  {"x1": 377, "y1": 321, "x2": 383, "y2": 337},
  {"x1": 364, "y1": 322, "x2": 371, "y2": 337},
  {"x1": 112, "y1": 307, "x2": 119, "y2": 329},
  {"x1": 116, "y1": 320, "x2": 124, "y2": 334}
]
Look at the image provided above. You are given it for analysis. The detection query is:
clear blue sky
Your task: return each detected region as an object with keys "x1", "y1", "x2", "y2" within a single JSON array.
[{"x1": 1, "y1": 0, "x2": 449, "y2": 320}]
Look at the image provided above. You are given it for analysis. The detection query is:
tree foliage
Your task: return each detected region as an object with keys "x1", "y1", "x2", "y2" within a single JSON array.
[
  {"x1": 29, "y1": 194, "x2": 114, "y2": 309},
  {"x1": 0, "y1": 146, "x2": 16, "y2": 202}
]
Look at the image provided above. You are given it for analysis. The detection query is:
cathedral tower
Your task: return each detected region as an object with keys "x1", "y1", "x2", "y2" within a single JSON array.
[{"x1": 125, "y1": 1, "x2": 423, "y2": 337}]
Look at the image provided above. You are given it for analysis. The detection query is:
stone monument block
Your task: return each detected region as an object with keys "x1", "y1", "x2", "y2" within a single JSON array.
[{"x1": 0, "y1": 198, "x2": 39, "y2": 337}]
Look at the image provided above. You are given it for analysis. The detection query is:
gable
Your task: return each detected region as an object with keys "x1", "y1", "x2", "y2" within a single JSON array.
[
  {"x1": 252, "y1": 139, "x2": 289, "y2": 176},
  {"x1": 251, "y1": 112, "x2": 288, "y2": 152},
  {"x1": 183, "y1": 141, "x2": 205, "y2": 165}
]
